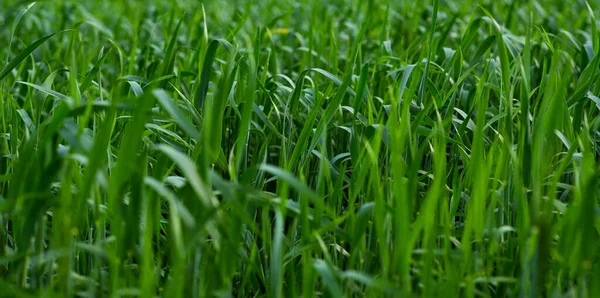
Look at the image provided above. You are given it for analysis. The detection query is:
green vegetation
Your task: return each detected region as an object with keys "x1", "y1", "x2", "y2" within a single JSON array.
[{"x1": 1, "y1": 0, "x2": 599, "y2": 297}]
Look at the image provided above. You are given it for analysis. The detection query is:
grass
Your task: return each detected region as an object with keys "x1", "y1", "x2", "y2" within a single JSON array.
[{"x1": 0, "y1": 0, "x2": 599, "y2": 297}]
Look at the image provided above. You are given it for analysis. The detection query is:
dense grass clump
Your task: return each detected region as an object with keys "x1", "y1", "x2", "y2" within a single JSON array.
[{"x1": 1, "y1": 0, "x2": 599, "y2": 297}]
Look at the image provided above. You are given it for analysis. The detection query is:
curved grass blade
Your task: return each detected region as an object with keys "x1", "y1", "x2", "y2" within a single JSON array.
[
  {"x1": 0, "y1": 32, "x2": 58, "y2": 82},
  {"x1": 153, "y1": 89, "x2": 200, "y2": 140},
  {"x1": 79, "y1": 47, "x2": 114, "y2": 93},
  {"x1": 157, "y1": 144, "x2": 215, "y2": 208},
  {"x1": 195, "y1": 39, "x2": 220, "y2": 111},
  {"x1": 313, "y1": 259, "x2": 343, "y2": 298},
  {"x1": 16, "y1": 81, "x2": 71, "y2": 103}
]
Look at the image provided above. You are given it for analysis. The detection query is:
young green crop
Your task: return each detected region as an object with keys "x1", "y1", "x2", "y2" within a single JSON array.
[{"x1": 0, "y1": 0, "x2": 599, "y2": 297}]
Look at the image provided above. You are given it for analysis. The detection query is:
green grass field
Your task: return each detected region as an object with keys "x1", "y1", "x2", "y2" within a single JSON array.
[{"x1": 1, "y1": 0, "x2": 599, "y2": 297}]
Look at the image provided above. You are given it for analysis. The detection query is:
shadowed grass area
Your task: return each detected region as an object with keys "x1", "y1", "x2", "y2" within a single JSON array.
[{"x1": 1, "y1": 0, "x2": 599, "y2": 297}]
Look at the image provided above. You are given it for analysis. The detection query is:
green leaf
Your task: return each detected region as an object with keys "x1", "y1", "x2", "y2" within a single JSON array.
[
  {"x1": 16, "y1": 81, "x2": 72, "y2": 103},
  {"x1": 313, "y1": 259, "x2": 343, "y2": 298},
  {"x1": 153, "y1": 89, "x2": 200, "y2": 140},
  {"x1": 0, "y1": 32, "x2": 59, "y2": 82},
  {"x1": 195, "y1": 39, "x2": 221, "y2": 111},
  {"x1": 157, "y1": 144, "x2": 215, "y2": 208},
  {"x1": 79, "y1": 47, "x2": 114, "y2": 93}
]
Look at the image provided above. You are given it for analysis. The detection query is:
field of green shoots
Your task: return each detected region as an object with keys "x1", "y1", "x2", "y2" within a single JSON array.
[{"x1": 1, "y1": 0, "x2": 599, "y2": 297}]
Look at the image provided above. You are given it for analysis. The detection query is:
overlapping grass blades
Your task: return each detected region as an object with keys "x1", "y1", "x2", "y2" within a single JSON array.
[{"x1": 0, "y1": 1, "x2": 599, "y2": 297}]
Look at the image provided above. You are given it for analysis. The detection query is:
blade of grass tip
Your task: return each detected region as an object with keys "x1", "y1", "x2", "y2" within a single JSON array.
[
  {"x1": 287, "y1": 69, "x2": 309, "y2": 120},
  {"x1": 157, "y1": 144, "x2": 215, "y2": 208},
  {"x1": 307, "y1": 66, "x2": 354, "y2": 155},
  {"x1": 587, "y1": 1, "x2": 599, "y2": 52},
  {"x1": 472, "y1": 35, "x2": 497, "y2": 64},
  {"x1": 158, "y1": 16, "x2": 184, "y2": 87},
  {"x1": 126, "y1": 80, "x2": 144, "y2": 96},
  {"x1": 351, "y1": 64, "x2": 370, "y2": 163},
  {"x1": 349, "y1": 8, "x2": 369, "y2": 66},
  {"x1": 67, "y1": 29, "x2": 82, "y2": 107},
  {"x1": 0, "y1": 32, "x2": 60, "y2": 82},
  {"x1": 460, "y1": 14, "x2": 483, "y2": 50},
  {"x1": 189, "y1": 4, "x2": 209, "y2": 101},
  {"x1": 417, "y1": 0, "x2": 439, "y2": 106},
  {"x1": 153, "y1": 89, "x2": 200, "y2": 140},
  {"x1": 144, "y1": 176, "x2": 195, "y2": 228},
  {"x1": 195, "y1": 39, "x2": 220, "y2": 112},
  {"x1": 284, "y1": 72, "x2": 322, "y2": 170},
  {"x1": 481, "y1": 9, "x2": 513, "y2": 143},
  {"x1": 76, "y1": 47, "x2": 108, "y2": 136},
  {"x1": 203, "y1": 51, "x2": 238, "y2": 164},
  {"x1": 79, "y1": 47, "x2": 114, "y2": 94},
  {"x1": 77, "y1": 105, "x2": 116, "y2": 217},
  {"x1": 260, "y1": 164, "x2": 320, "y2": 200},
  {"x1": 3, "y1": 2, "x2": 36, "y2": 68},
  {"x1": 309, "y1": 68, "x2": 357, "y2": 97},
  {"x1": 31, "y1": 68, "x2": 67, "y2": 124},
  {"x1": 16, "y1": 81, "x2": 71, "y2": 103},
  {"x1": 126, "y1": 11, "x2": 140, "y2": 75},
  {"x1": 352, "y1": 64, "x2": 369, "y2": 114},
  {"x1": 234, "y1": 49, "x2": 257, "y2": 177}
]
